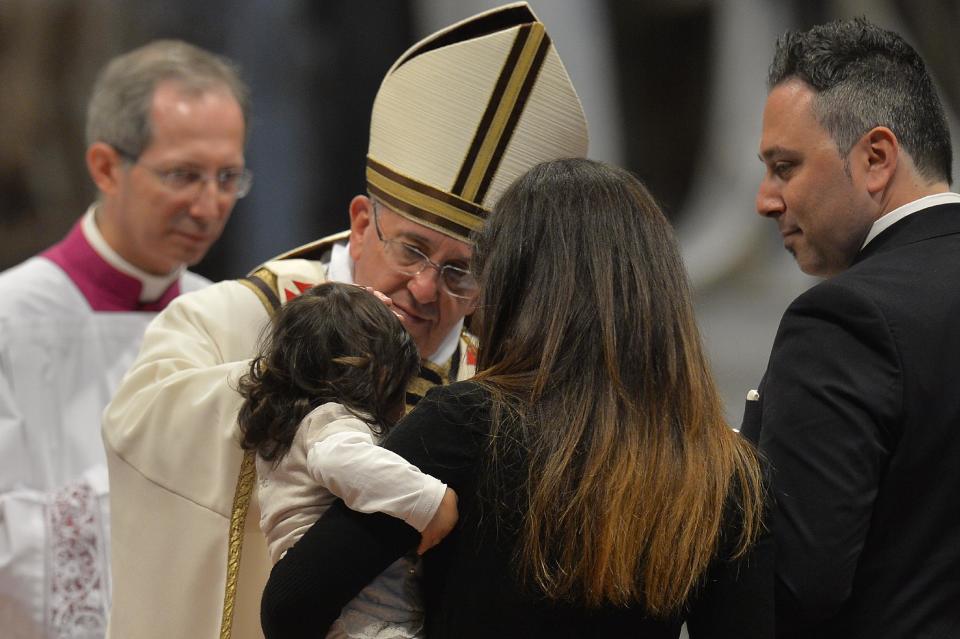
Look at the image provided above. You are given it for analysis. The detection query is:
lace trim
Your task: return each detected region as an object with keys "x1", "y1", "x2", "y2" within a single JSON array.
[{"x1": 46, "y1": 477, "x2": 110, "y2": 639}]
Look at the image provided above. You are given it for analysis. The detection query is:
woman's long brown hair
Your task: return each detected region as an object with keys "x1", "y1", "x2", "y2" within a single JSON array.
[{"x1": 470, "y1": 158, "x2": 764, "y2": 615}]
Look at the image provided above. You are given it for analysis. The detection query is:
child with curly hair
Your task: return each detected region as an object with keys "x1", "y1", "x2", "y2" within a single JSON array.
[{"x1": 238, "y1": 282, "x2": 457, "y2": 638}]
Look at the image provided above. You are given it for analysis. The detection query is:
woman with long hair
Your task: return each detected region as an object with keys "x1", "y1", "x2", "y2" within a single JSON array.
[{"x1": 261, "y1": 159, "x2": 772, "y2": 638}]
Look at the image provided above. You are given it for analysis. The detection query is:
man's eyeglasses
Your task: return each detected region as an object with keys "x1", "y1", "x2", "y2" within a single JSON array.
[
  {"x1": 371, "y1": 199, "x2": 479, "y2": 302},
  {"x1": 113, "y1": 146, "x2": 253, "y2": 199}
]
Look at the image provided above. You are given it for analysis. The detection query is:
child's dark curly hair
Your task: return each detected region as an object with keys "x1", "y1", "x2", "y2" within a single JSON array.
[{"x1": 237, "y1": 282, "x2": 420, "y2": 463}]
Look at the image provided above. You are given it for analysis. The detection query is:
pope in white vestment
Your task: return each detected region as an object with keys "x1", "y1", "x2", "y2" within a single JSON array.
[{"x1": 104, "y1": 239, "x2": 476, "y2": 639}]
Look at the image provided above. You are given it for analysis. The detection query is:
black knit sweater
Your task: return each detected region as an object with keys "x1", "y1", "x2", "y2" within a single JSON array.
[{"x1": 261, "y1": 381, "x2": 773, "y2": 638}]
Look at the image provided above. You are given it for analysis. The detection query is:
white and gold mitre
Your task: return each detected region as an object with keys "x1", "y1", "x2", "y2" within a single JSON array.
[{"x1": 366, "y1": 2, "x2": 589, "y2": 244}]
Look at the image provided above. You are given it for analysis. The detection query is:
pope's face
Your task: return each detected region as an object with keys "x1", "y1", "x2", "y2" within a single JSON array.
[{"x1": 349, "y1": 196, "x2": 475, "y2": 359}]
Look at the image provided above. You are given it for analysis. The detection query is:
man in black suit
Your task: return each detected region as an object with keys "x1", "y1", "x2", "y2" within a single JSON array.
[{"x1": 744, "y1": 17, "x2": 960, "y2": 639}]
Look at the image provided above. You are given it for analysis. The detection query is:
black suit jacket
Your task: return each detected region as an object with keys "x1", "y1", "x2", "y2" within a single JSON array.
[{"x1": 742, "y1": 202, "x2": 960, "y2": 639}]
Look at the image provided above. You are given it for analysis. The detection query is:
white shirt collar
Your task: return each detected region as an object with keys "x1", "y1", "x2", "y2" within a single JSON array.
[
  {"x1": 326, "y1": 242, "x2": 354, "y2": 285},
  {"x1": 82, "y1": 205, "x2": 184, "y2": 302},
  {"x1": 428, "y1": 316, "x2": 465, "y2": 366},
  {"x1": 862, "y1": 192, "x2": 960, "y2": 248},
  {"x1": 330, "y1": 241, "x2": 464, "y2": 365}
]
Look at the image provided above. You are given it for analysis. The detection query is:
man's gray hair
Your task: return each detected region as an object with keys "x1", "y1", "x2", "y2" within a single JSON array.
[
  {"x1": 768, "y1": 17, "x2": 952, "y2": 185},
  {"x1": 85, "y1": 39, "x2": 250, "y2": 157}
]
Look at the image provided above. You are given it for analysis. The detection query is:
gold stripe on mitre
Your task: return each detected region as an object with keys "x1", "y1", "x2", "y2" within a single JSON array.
[
  {"x1": 453, "y1": 22, "x2": 550, "y2": 204},
  {"x1": 367, "y1": 157, "x2": 488, "y2": 244}
]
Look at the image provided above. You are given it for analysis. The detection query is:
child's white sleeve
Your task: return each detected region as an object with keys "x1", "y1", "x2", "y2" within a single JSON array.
[{"x1": 307, "y1": 431, "x2": 446, "y2": 532}]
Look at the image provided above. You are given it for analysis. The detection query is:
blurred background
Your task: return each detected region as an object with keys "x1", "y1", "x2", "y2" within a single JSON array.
[{"x1": 3, "y1": 0, "x2": 959, "y2": 424}]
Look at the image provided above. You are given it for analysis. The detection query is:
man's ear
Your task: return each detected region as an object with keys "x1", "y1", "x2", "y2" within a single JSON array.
[
  {"x1": 86, "y1": 142, "x2": 125, "y2": 195},
  {"x1": 463, "y1": 295, "x2": 479, "y2": 317},
  {"x1": 860, "y1": 126, "x2": 899, "y2": 196},
  {"x1": 348, "y1": 194, "x2": 374, "y2": 261}
]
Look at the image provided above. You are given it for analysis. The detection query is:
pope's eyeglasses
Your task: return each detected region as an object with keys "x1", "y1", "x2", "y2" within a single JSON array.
[{"x1": 371, "y1": 199, "x2": 479, "y2": 302}]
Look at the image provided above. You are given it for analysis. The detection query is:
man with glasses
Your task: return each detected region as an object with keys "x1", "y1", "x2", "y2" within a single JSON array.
[
  {"x1": 0, "y1": 40, "x2": 249, "y2": 639},
  {"x1": 353, "y1": 197, "x2": 479, "y2": 364},
  {"x1": 102, "y1": 4, "x2": 588, "y2": 638}
]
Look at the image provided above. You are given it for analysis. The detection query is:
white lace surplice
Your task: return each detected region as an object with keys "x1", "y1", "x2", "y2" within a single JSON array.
[{"x1": 0, "y1": 462, "x2": 111, "y2": 639}]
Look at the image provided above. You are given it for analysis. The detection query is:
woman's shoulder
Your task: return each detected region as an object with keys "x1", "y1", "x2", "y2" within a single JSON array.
[
  {"x1": 398, "y1": 380, "x2": 492, "y2": 437},
  {"x1": 425, "y1": 379, "x2": 488, "y2": 401},
  {"x1": 421, "y1": 380, "x2": 490, "y2": 414}
]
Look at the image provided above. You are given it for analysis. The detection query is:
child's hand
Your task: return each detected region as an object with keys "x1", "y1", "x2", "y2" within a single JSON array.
[
  {"x1": 417, "y1": 487, "x2": 458, "y2": 555},
  {"x1": 364, "y1": 287, "x2": 403, "y2": 320}
]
